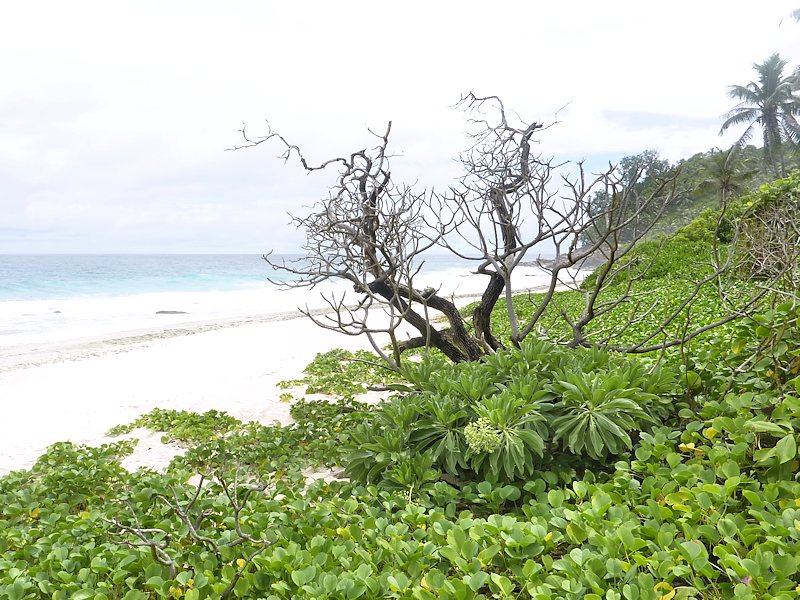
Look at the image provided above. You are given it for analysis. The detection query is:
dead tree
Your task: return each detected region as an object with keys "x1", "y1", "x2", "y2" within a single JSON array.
[
  {"x1": 433, "y1": 95, "x2": 682, "y2": 351},
  {"x1": 233, "y1": 121, "x2": 482, "y2": 365},
  {"x1": 738, "y1": 194, "x2": 800, "y2": 290},
  {"x1": 233, "y1": 95, "x2": 781, "y2": 364}
]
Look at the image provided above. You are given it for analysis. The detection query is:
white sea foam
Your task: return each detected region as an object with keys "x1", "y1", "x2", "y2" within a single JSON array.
[
  {"x1": 0, "y1": 264, "x2": 572, "y2": 357},
  {"x1": 0, "y1": 286, "x2": 301, "y2": 349}
]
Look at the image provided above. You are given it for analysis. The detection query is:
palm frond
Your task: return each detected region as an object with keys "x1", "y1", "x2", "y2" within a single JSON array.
[
  {"x1": 735, "y1": 124, "x2": 755, "y2": 148},
  {"x1": 721, "y1": 53, "x2": 800, "y2": 172},
  {"x1": 781, "y1": 113, "x2": 800, "y2": 144},
  {"x1": 727, "y1": 84, "x2": 761, "y2": 104},
  {"x1": 719, "y1": 108, "x2": 759, "y2": 135}
]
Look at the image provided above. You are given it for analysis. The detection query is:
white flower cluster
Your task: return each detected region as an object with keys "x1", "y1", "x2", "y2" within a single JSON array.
[{"x1": 464, "y1": 418, "x2": 502, "y2": 454}]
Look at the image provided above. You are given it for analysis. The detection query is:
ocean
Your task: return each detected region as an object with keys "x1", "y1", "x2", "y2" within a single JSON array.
[
  {"x1": 0, "y1": 254, "x2": 295, "y2": 302},
  {"x1": 0, "y1": 254, "x2": 480, "y2": 302},
  {"x1": 0, "y1": 254, "x2": 526, "y2": 350}
]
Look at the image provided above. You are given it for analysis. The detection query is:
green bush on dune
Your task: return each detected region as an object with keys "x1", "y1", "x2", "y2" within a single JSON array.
[{"x1": 346, "y1": 339, "x2": 677, "y2": 486}]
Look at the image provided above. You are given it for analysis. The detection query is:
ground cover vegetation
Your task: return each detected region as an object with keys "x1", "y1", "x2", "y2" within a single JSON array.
[
  {"x1": 3, "y1": 58, "x2": 800, "y2": 599},
  {"x1": 2, "y1": 285, "x2": 800, "y2": 598},
  {"x1": 2, "y1": 175, "x2": 800, "y2": 597}
]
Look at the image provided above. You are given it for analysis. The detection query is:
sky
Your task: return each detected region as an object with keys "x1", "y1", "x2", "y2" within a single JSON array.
[{"x1": 1, "y1": 1, "x2": 799, "y2": 254}]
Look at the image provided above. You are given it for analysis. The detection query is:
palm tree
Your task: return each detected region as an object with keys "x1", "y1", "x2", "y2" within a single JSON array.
[
  {"x1": 698, "y1": 146, "x2": 758, "y2": 208},
  {"x1": 719, "y1": 53, "x2": 800, "y2": 176}
]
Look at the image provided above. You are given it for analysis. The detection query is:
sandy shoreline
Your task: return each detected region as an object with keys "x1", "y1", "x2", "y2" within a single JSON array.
[
  {"x1": 0, "y1": 276, "x2": 574, "y2": 476},
  {"x1": 0, "y1": 313, "x2": 378, "y2": 475},
  {"x1": 0, "y1": 308, "x2": 333, "y2": 373}
]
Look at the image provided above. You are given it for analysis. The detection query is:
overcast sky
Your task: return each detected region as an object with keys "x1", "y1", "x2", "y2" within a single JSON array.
[{"x1": 2, "y1": 1, "x2": 799, "y2": 254}]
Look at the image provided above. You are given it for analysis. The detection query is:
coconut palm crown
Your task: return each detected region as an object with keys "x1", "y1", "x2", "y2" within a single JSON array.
[
  {"x1": 698, "y1": 146, "x2": 758, "y2": 208},
  {"x1": 719, "y1": 53, "x2": 800, "y2": 176}
]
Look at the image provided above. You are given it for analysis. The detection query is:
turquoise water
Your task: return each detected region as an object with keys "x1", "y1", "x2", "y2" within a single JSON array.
[
  {"x1": 0, "y1": 254, "x2": 476, "y2": 302},
  {"x1": 0, "y1": 255, "x2": 282, "y2": 301}
]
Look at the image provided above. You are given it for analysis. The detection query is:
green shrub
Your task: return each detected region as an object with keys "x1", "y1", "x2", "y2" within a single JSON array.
[
  {"x1": 107, "y1": 408, "x2": 242, "y2": 445},
  {"x1": 344, "y1": 338, "x2": 679, "y2": 485},
  {"x1": 279, "y1": 348, "x2": 401, "y2": 396}
]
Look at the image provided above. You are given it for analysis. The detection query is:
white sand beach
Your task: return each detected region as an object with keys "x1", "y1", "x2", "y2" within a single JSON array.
[
  {"x1": 0, "y1": 313, "x2": 377, "y2": 475},
  {"x1": 0, "y1": 265, "x2": 571, "y2": 475}
]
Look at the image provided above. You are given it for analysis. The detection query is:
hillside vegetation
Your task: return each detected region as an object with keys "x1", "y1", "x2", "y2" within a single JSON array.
[{"x1": 599, "y1": 145, "x2": 769, "y2": 241}]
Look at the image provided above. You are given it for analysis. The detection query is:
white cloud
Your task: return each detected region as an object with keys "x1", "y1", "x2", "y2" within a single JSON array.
[{"x1": 1, "y1": 0, "x2": 799, "y2": 252}]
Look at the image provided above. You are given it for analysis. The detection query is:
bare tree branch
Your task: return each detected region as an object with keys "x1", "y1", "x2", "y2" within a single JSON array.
[
  {"x1": 233, "y1": 96, "x2": 784, "y2": 363},
  {"x1": 107, "y1": 470, "x2": 274, "y2": 598}
]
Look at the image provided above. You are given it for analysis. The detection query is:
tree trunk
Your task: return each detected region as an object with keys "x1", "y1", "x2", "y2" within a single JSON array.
[
  {"x1": 472, "y1": 273, "x2": 505, "y2": 351},
  {"x1": 367, "y1": 280, "x2": 481, "y2": 362}
]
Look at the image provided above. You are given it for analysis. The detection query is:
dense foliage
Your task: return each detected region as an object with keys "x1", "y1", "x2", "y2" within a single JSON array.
[
  {"x1": 2, "y1": 173, "x2": 800, "y2": 596},
  {"x1": 279, "y1": 348, "x2": 402, "y2": 397},
  {"x1": 596, "y1": 142, "x2": 798, "y2": 244},
  {"x1": 2, "y1": 307, "x2": 800, "y2": 598},
  {"x1": 346, "y1": 340, "x2": 678, "y2": 485}
]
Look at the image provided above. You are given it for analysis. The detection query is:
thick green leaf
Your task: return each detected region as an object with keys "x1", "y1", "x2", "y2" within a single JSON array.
[
  {"x1": 775, "y1": 434, "x2": 797, "y2": 463},
  {"x1": 291, "y1": 565, "x2": 317, "y2": 587}
]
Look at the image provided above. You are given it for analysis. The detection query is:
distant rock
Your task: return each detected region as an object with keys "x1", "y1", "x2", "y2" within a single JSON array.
[
  {"x1": 155, "y1": 310, "x2": 188, "y2": 315},
  {"x1": 531, "y1": 249, "x2": 606, "y2": 270}
]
